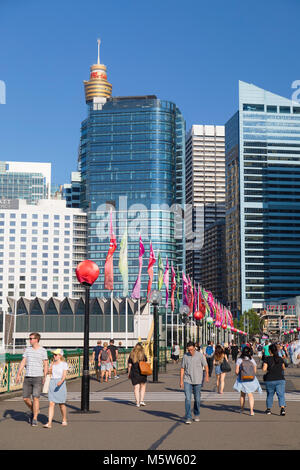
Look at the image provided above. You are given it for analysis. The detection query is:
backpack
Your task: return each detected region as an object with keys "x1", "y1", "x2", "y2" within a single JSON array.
[
  {"x1": 100, "y1": 349, "x2": 109, "y2": 362},
  {"x1": 206, "y1": 346, "x2": 214, "y2": 358},
  {"x1": 240, "y1": 359, "x2": 255, "y2": 381}
]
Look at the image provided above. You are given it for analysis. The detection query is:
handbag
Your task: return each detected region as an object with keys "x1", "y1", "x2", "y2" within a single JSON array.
[
  {"x1": 220, "y1": 357, "x2": 231, "y2": 373},
  {"x1": 42, "y1": 374, "x2": 51, "y2": 394},
  {"x1": 139, "y1": 361, "x2": 152, "y2": 376}
]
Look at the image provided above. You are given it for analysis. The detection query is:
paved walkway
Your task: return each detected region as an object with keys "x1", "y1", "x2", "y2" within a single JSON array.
[{"x1": 1, "y1": 358, "x2": 300, "y2": 450}]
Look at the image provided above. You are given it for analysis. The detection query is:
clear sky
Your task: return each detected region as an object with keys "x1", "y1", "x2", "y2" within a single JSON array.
[{"x1": 0, "y1": 0, "x2": 299, "y2": 186}]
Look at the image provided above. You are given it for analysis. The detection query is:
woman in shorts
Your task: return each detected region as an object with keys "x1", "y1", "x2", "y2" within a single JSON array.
[{"x1": 99, "y1": 342, "x2": 113, "y2": 382}]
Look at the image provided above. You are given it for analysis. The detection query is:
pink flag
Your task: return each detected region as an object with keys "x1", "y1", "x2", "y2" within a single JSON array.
[
  {"x1": 104, "y1": 211, "x2": 117, "y2": 290},
  {"x1": 147, "y1": 242, "x2": 156, "y2": 301},
  {"x1": 131, "y1": 235, "x2": 145, "y2": 299},
  {"x1": 171, "y1": 264, "x2": 176, "y2": 313},
  {"x1": 182, "y1": 272, "x2": 189, "y2": 306},
  {"x1": 163, "y1": 257, "x2": 170, "y2": 309}
]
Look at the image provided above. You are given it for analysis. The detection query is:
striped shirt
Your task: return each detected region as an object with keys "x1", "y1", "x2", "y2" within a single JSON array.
[{"x1": 23, "y1": 346, "x2": 48, "y2": 377}]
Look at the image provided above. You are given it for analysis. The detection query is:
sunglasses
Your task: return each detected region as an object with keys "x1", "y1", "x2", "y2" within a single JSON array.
[{"x1": 29, "y1": 337, "x2": 36, "y2": 340}]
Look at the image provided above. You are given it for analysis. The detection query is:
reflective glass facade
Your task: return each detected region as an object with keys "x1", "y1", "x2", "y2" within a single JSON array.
[
  {"x1": 79, "y1": 96, "x2": 185, "y2": 299},
  {"x1": 226, "y1": 81, "x2": 300, "y2": 315},
  {"x1": 0, "y1": 171, "x2": 48, "y2": 203}
]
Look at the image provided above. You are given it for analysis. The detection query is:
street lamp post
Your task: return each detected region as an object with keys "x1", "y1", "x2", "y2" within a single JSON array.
[
  {"x1": 149, "y1": 289, "x2": 162, "y2": 383},
  {"x1": 75, "y1": 260, "x2": 99, "y2": 413},
  {"x1": 179, "y1": 305, "x2": 190, "y2": 352}
]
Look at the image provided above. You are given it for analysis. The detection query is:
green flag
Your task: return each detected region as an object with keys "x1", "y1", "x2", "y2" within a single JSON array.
[
  {"x1": 118, "y1": 228, "x2": 128, "y2": 297},
  {"x1": 158, "y1": 251, "x2": 164, "y2": 291}
]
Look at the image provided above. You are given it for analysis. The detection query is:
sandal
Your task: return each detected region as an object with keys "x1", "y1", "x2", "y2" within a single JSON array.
[
  {"x1": 43, "y1": 423, "x2": 52, "y2": 428},
  {"x1": 62, "y1": 421, "x2": 68, "y2": 426}
]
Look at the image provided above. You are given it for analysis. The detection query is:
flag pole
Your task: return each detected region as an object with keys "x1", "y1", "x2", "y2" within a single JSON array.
[
  {"x1": 111, "y1": 290, "x2": 113, "y2": 339},
  {"x1": 125, "y1": 296, "x2": 128, "y2": 348}
]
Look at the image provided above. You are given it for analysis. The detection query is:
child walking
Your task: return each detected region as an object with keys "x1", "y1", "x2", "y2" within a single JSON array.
[{"x1": 44, "y1": 348, "x2": 68, "y2": 428}]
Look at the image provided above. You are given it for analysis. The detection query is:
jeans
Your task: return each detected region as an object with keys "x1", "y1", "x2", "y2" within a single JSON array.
[
  {"x1": 265, "y1": 380, "x2": 286, "y2": 408},
  {"x1": 184, "y1": 382, "x2": 201, "y2": 420},
  {"x1": 206, "y1": 357, "x2": 214, "y2": 377}
]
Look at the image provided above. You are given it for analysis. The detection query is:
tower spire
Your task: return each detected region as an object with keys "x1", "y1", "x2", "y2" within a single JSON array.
[{"x1": 97, "y1": 38, "x2": 101, "y2": 65}]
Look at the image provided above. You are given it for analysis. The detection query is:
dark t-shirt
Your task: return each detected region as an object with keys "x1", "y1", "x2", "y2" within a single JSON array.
[
  {"x1": 231, "y1": 346, "x2": 239, "y2": 356},
  {"x1": 263, "y1": 356, "x2": 285, "y2": 381},
  {"x1": 93, "y1": 345, "x2": 103, "y2": 361},
  {"x1": 108, "y1": 345, "x2": 118, "y2": 362}
]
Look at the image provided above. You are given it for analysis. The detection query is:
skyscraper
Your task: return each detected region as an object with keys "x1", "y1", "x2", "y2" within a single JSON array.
[
  {"x1": 0, "y1": 161, "x2": 51, "y2": 203},
  {"x1": 78, "y1": 42, "x2": 185, "y2": 299},
  {"x1": 226, "y1": 81, "x2": 300, "y2": 316},
  {"x1": 185, "y1": 125, "x2": 225, "y2": 284}
]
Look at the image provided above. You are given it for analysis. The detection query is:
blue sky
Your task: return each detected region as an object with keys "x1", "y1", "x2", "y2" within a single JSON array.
[{"x1": 0, "y1": 0, "x2": 299, "y2": 186}]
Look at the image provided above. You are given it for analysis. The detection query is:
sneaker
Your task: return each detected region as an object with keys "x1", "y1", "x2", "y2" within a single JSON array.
[
  {"x1": 114, "y1": 375, "x2": 120, "y2": 379},
  {"x1": 136, "y1": 403, "x2": 140, "y2": 408},
  {"x1": 185, "y1": 419, "x2": 192, "y2": 424},
  {"x1": 31, "y1": 419, "x2": 38, "y2": 427},
  {"x1": 140, "y1": 401, "x2": 146, "y2": 406},
  {"x1": 280, "y1": 407, "x2": 286, "y2": 416},
  {"x1": 265, "y1": 409, "x2": 271, "y2": 415},
  {"x1": 194, "y1": 417, "x2": 200, "y2": 422}
]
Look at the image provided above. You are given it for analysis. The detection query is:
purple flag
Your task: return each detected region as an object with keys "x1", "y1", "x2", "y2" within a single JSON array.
[
  {"x1": 131, "y1": 235, "x2": 145, "y2": 299},
  {"x1": 163, "y1": 257, "x2": 169, "y2": 309}
]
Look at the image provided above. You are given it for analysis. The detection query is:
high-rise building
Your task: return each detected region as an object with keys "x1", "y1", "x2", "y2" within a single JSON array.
[
  {"x1": 63, "y1": 172, "x2": 81, "y2": 208},
  {"x1": 226, "y1": 81, "x2": 300, "y2": 316},
  {"x1": 78, "y1": 43, "x2": 185, "y2": 299},
  {"x1": 0, "y1": 199, "x2": 87, "y2": 311},
  {"x1": 185, "y1": 125, "x2": 225, "y2": 284},
  {"x1": 0, "y1": 161, "x2": 51, "y2": 203}
]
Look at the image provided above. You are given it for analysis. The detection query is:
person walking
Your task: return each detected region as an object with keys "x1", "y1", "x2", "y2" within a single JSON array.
[
  {"x1": 180, "y1": 341, "x2": 209, "y2": 424},
  {"x1": 233, "y1": 345, "x2": 262, "y2": 416},
  {"x1": 214, "y1": 344, "x2": 229, "y2": 394},
  {"x1": 98, "y1": 342, "x2": 113, "y2": 383},
  {"x1": 231, "y1": 341, "x2": 239, "y2": 363},
  {"x1": 171, "y1": 342, "x2": 180, "y2": 364},
  {"x1": 108, "y1": 339, "x2": 119, "y2": 379},
  {"x1": 262, "y1": 343, "x2": 286, "y2": 416},
  {"x1": 92, "y1": 340, "x2": 103, "y2": 381},
  {"x1": 16, "y1": 332, "x2": 48, "y2": 426},
  {"x1": 205, "y1": 341, "x2": 215, "y2": 377},
  {"x1": 43, "y1": 349, "x2": 68, "y2": 428},
  {"x1": 127, "y1": 343, "x2": 148, "y2": 407}
]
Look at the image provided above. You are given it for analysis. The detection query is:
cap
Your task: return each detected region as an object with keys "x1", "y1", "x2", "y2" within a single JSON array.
[{"x1": 51, "y1": 348, "x2": 64, "y2": 356}]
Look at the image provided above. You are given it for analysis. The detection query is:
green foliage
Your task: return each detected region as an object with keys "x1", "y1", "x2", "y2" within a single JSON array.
[{"x1": 235, "y1": 309, "x2": 260, "y2": 337}]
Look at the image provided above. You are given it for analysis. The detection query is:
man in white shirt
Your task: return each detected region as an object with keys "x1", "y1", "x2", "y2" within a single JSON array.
[{"x1": 16, "y1": 332, "x2": 48, "y2": 426}]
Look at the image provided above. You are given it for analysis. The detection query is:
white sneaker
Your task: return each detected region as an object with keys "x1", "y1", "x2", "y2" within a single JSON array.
[
  {"x1": 194, "y1": 417, "x2": 200, "y2": 422},
  {"x1": 140, "y1": 401, "x2": 146, "y2": 406},
  {"x1": 185, "y1": 419, "x2": 192, "y2": 424},
  {"x1": 136, "y1": 403, "x2": 140, "y2": 408}
]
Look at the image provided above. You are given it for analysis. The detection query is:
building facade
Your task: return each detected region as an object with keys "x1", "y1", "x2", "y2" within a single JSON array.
[
  {"x1": 226, "y1": 81, "x2": 300, "y2": 316},
  {"x1": 0, "y1": 199, "x2": 87, "y2": 312},
  {"x1": 0, "y1": 161, "x2": 51, "y2": 203},
  {"x1": 185, "y1": 125, "x2": 225, "y2": 284},
  {"x1": 78, "y1": 47, "x2": 185, "y2": 300}
]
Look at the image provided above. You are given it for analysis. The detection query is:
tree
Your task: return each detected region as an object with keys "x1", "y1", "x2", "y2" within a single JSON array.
[{"x1": 235, "y1": 309, "x2": 260, "y2": 338}]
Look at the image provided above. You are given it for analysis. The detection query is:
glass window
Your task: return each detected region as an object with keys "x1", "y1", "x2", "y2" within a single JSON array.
[
  {"x1": 279, "y1": 106, "x2": 290, "y2": 113},
  {"x1": 267, "y1": 105, "x2": 277, "y2": 113},
  {"x1": 243, "y1": 104, "x2": 264, "y2": 112}
]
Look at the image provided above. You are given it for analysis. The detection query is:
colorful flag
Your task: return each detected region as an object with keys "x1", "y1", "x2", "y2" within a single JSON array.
[
  {"x1": 157, "y1": 251, "x2": 164, "y2": 291},
  {"x1": 200, "y1": 286, "x2": 210, "y2": 317},
  {"x1": 118, "y1": 227, "x2": 128, "y2": 297},
  {"x1": 182, "y1": 272, "x2": 189, "y2": 306},
  {"x1": 171, "y1": 264, "x2": 176, "y2": 313},
  {"x1": 194, "y1": 281, "x2": 198, "y2": 313},
  {"x1": 187, "y1": 276, "x2": 194, "y2": 314},
  {"x1": 163, "y1": 257, "x2": 170, "y2": 309},
  {"x1": 131, "y1": 235, "x2": 145, "y2": 299},
  {"x1": 147, "y1": 241, "x2": 156, "y2": 301},
  {"x1": 176, "y1": 268, "x2": 180, "y2": 308},
  {"x1": 104, "y1": 211, "x2": 117, "y2": 290}
]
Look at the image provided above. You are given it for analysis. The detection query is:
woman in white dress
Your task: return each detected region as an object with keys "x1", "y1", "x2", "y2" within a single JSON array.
[{"x1": 43, "y1": 348, "x2": 68, "y2": 428}]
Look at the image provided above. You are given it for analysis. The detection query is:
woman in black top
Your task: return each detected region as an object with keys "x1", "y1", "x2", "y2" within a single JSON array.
[
  {"x1": 128, "y1": 343, "x2": 148, "y2": 407},
  {"x1": 262, "y1": 343, "x2": 286, "y2": 416}
]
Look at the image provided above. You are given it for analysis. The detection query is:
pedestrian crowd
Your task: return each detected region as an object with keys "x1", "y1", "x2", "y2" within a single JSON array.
[{"x1": 15, "y1": 331, "x2": 300, "y2": 428}]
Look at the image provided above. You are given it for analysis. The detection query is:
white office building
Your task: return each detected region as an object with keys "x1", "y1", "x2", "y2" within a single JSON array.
[{"x1": 0, "y1": 198, "x2": 87, "y2": 311}]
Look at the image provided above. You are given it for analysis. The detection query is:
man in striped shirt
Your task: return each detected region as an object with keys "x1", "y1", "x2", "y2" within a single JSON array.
[{"x1": 16, "y1": 332, "x2": 48, "y2": 426}]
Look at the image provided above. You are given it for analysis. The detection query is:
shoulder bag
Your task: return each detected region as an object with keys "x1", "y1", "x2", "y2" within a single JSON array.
[
  {"x1": 42, "y1": 374, "x2": 51, "y2": 394},
  {"x1": 220, "y1": 357, "x2": 231, "y2": 373},
  {"x1": 139, "y1": 361, "x2": 152, "y2": 376}
]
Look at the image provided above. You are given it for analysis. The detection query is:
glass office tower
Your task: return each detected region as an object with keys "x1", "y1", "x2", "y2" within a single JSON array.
[
  {"x1": 226, "y1": 81, "x2": 300, "y2": 316},
  {"x1": 79, "y1": 50, "x2": 185, "y2": 299}
]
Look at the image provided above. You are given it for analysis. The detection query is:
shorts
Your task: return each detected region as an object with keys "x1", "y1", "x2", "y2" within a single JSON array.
[
  {"x1": 101, "y1": 363, "x2": 112, "y2": 372},
  {"x1": 23, "y1": 376, "x2": 43, "y2": 399}
]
